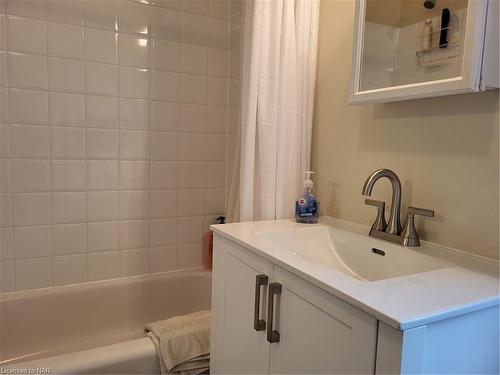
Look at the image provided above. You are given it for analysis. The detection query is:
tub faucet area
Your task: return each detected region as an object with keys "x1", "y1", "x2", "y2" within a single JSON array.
[{"x1": 362, "y1": 169, "x2": 434, "y2": 247}]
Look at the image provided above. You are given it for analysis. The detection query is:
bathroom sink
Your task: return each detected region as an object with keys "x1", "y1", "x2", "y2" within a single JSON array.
[{"x1": 256, "y1": 226, "x2": 451, "y2": 281}]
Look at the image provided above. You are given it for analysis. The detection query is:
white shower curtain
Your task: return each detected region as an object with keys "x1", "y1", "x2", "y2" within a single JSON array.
[{"x1": 227, "y1": 0, "x2": 319, "y2": 222}]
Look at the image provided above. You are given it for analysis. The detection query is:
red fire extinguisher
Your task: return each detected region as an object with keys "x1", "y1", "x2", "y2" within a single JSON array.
[{"x1": 204, "y1": 216, "x2": 225, "y2": 270}]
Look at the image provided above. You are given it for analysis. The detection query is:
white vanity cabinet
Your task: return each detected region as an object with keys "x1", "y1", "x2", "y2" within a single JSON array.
[
  {"x1": 350, "y1": 0, "x2": 499, "y2": 103},
  {"x1": 210, "y1": 235, "x2": 378, "y2": 374},
  {"x1": 210, "y1": 233, "x2": 499, "y2": 374}
]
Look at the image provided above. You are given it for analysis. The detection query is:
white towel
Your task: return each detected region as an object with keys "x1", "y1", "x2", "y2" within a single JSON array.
[{"x1": 145, "y1": 310, "x2": 211, "y2": 374}]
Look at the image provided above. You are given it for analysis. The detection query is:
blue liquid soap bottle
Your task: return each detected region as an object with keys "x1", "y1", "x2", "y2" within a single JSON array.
[{"x1": 295, "y1": 171, "x2": 319, "y2": 224}]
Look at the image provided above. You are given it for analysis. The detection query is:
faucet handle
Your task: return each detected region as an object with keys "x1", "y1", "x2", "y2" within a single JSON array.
[
  {"x1": 402, "y1": 206, "x2": 435, "y2": 247},
  {"x1": 365, "y1": 199, "x2": 387, "y2": 232}
]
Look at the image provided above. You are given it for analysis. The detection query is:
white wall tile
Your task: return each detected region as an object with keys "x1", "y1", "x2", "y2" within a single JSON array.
[
  {"x1": 0, "y1": 51, "x2": 7, "y2": 87},
  {"x1": 178, "y1": 215, "x2": 203, "y2": 244},
  {"x1": 53, "y1": 254, "x2": 87, "y2": 286},
  {"x1": 86, "y1": 95, "x2": 119, "y2": 128},
  {"x1": 150, "y1": 190, "x2": 178, "y2": 218},
  {"x1": 119, "y1": 67, "x2": 149, "y2": 99},
  {"x1": 179, "y1": 189, "x2": 204, "y2": 216},
  {"x1": 181, "y1": 0, "x2": 208, "y2": 15},
  {"x1": 181, "y1": 12, "x2": 208, "y2": 46},
  {"x1": 47, "y1": 0, "x2": 83, "y2": 25},
  {"x1": 119, "y1": 219, "x2": 149, "y2": 249},
  {"x1": 1, "y1": 193, "x2": 13, "y2": 227},
  {"x1": 14, "y1": 225, "x2": 52, "y2": 259},
  {"x1": 51, "y1": 160, "x2": 86, "y2": 191},
  {"x1": 151, "y1": 218, "x2": 177, "y2": 246},
  {"x1": 12, "y1": 159, "x2": 50, "y2": 192},
  {"x1": 0, "y1": 260, "x2": 15, "y2": 292},
  {"x1": 0, "y1": 88, "x2": 9, "y2": 123},
  {"x1": 85, "y1": 28, "x2": 117, "y2": 64},
  {"x1": 205, "y1": 188, "x2": 225, "y2": 215},
  {"x1": 87, "y1": 221, "x2": 119, "y2": 251},
  {"x1": 151, "y1": 161, "x2": 178, "y2": 189},
  {"x1": 52, "y1": 192, "x2": 87, "y2": 223},
  {"x1": 181, "y1": 44, "x2": 207, "y2": 75},
  {"x1": 85, "y1": 0, "x2": 117, "y2": 31},
  {"x1": 88, "y1": 191, "x2": 119, "y2": 220},
  {"x1": 151, "y1": 39, "x2": 179, "y2": 71},
  {"x1": 10, "y1": 124, "x2": 49, "y2": 158},
  {"x1": 6, "y1": 15, "x2": 46, "y2": 54},
  {"x1": 151, "y1": 245, "x2": 177, "y2": 272},
  {"x1": 15, "y1": 257, "x2": 52, "y2": 291},
  {"x1": 9, "y1": 88, "x2": 49, "y2": 125},
  {"x1": 208, "y1": 77, "x2": 228, "y2": 105},
  {"x1": 51, "y1": 126, "x2": 86, "y2": 159},
  {"x1": 120, "y1": 247, "x2": 150, "y2": 276},
  {"x1": 118, "y1": 0, "x2": 149, "y2": 35},
  {"x1": 208, "y1": 0, "x2": 230, "y2": 20},
  {"x1": 119, "y1": 34, "x2": 149, "y2": 68},
  {"x1": 87, "y1": 128, "x2": 119, "y2": 159},
  {"x1": 0, "y1": 227, "x2": 14, "y2": 261},
  {"x1": 151, "y1": 70, "x2": 179, "y2": 101},
  {"x1": 53, "y1": 223, "x2": 87, "y2": 255},
  {"x1": 208, "y1": 47, "x2": 228, "y2": 78},
  {"x1": 0, "y1": 159, "x2": 11, "y2": 193},
  {"x1": 151, "y1": 132, "x2": 178, "y2": 160},
  {"x1": 150, "y1": 0, "x2": 180, "y2": 10},
  {"x1": 86, "y1": 62, "x2": 119, "y2": 96},
  {"x1": 180, "y1": 74, "x2": 207, "y2": 104},
  {"x1": 119, "y1": 190, "x2": 150, "y2": 219},
  {"x1": 208, "y1": 17, "x2": 229, "y2": 49},
  {"x1": 47, "y1": 22, "x2": 84, "y2": 60},
  {"x1": 151, "y1": 6, "x2": 180, "y2": 41},
  {"x1": 88, "y1": 250, "x2": 120, "y2": 281},
  {"x1": 119, "y1": 99, "x2": 149, "y2": 130},
  {"x1": 13, "y1": 193, "x2": 51, "y2": 225},
  {"x1": 178, "y1": 243, "x2": 203, "y2": 268},
  {"x1": 49, "y1": 92, "x2": 85, "y2": 127},
  {"x1": 87, "y1": 160, "x2": 119, "y2": 190},
  {"x1": 205, "y1": 162, "x2": 225, "y2": 188},
  {"x1": 5, "y1": 0, "x2": 46, "y2": 19},
  {"x1": 179, "y1": 104, "x2": 205, "y2": 133},
  {"x1": 48, "y1": 57, "x2": 85, "y2": 93},
  {"x1": 151, "y1": 101, "x2": 178, "y2": 131},
  {"x1": 179, "y1": 133, "x2": 205, "y2": 160},
  {"x1": 205, "y1": 105, "x2": 226, "y2": 133},
  {"x1": 179, "y1": 161, "x2": 204, "y2": 188},
  {"x1": 119, "y1": 130, "x2": 150, "y2": 160},
  {"x1": 0, "y1": 16, "x2": 6, "y2": 52},
  {"x1": 120, "y1": 161, "x2": 150, "y2": 189},
  {"x1": 7, "y1": 52, "x2": 47, "y2": 90}
]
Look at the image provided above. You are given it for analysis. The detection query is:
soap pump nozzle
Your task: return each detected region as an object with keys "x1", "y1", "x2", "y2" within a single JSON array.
[{"x1": 304, "y1": 171, "x2": 315, "y2": 190}]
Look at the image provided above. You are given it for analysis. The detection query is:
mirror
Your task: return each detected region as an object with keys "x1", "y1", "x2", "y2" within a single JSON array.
[{"x1": 359, "y1": 0, "x2": 469, "y2": 91}]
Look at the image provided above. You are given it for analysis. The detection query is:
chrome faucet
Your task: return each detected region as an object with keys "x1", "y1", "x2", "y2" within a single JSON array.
[{"x1": 362, "y1": 169, "x2": 434, "y2": 247}]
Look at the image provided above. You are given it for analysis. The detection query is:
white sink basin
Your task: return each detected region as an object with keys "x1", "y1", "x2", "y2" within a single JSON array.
[{"x1": 257, "y1": 226, "x2": 451, "y2": 281}]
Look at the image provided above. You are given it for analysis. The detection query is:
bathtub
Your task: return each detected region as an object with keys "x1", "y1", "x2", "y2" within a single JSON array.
[{"x1": 0, "y1": 268, "x2": 211, "y2": 374}]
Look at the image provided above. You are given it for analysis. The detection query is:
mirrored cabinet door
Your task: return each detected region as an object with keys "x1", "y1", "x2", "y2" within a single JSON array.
[{"x1": 350, "y1": 0, "x2": 498, "y2": 103}]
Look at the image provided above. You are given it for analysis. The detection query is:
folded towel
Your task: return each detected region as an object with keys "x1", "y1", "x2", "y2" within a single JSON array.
[{"x1": 145, "y1": 310, "x2": 211, "y2": 374}]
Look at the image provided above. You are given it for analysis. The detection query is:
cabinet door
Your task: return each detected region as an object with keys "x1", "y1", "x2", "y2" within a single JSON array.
[
  {"x1": 269, "y1": 267, "x2": 378, "y2": 374},
  {"x1": 210, "y1": 236, "x2": 273, "y2": 374}
]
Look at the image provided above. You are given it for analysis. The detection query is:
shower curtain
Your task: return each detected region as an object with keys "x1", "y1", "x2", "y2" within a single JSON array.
[{"x1": 227, "y1": 0, "x2": 319, "y2": 222}]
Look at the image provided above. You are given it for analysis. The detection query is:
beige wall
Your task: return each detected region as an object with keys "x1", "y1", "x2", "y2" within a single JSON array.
[{"x1": 312, "y1": 0, "x2": 499, "y2": 259}]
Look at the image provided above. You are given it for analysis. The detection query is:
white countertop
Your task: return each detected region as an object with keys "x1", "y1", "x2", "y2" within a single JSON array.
[{"x1": 211, "y1": 216, "x2": 499, "y2": 330}]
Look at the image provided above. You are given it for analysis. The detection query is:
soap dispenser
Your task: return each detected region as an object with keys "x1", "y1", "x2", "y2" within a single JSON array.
[{"x1": 295, "y1": 171, "x2": 319, "y2": 224}]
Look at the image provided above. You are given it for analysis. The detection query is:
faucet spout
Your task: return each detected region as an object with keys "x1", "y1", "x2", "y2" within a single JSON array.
[{"x1": 362, "y1": 169, "x2": 402, "y2": 235}]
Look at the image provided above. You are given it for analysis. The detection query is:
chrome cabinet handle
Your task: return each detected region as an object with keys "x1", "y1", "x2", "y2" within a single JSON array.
[
  {"x1": 266, "y1": 282, "x2": 282, "y2": 343},
  {"x1": 254, "y1": 274, "x2": 268, "y2": 331}
]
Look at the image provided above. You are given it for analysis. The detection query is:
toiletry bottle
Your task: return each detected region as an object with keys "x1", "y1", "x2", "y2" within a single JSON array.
[
  {"x1": 295, "y1": 171, "x2": 319, "y2": 224},
  {"x1": 421, "y1": 19, "x2": 433, "y2": 51},
  {"x1": 204, "y1": 216, "x2": 225, "y2": 270}
]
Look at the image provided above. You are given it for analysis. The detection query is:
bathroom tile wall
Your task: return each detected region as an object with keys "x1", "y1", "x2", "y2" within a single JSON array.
[{"x1": 0, "y1": 0, "x2": 231, "y2": 292}]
